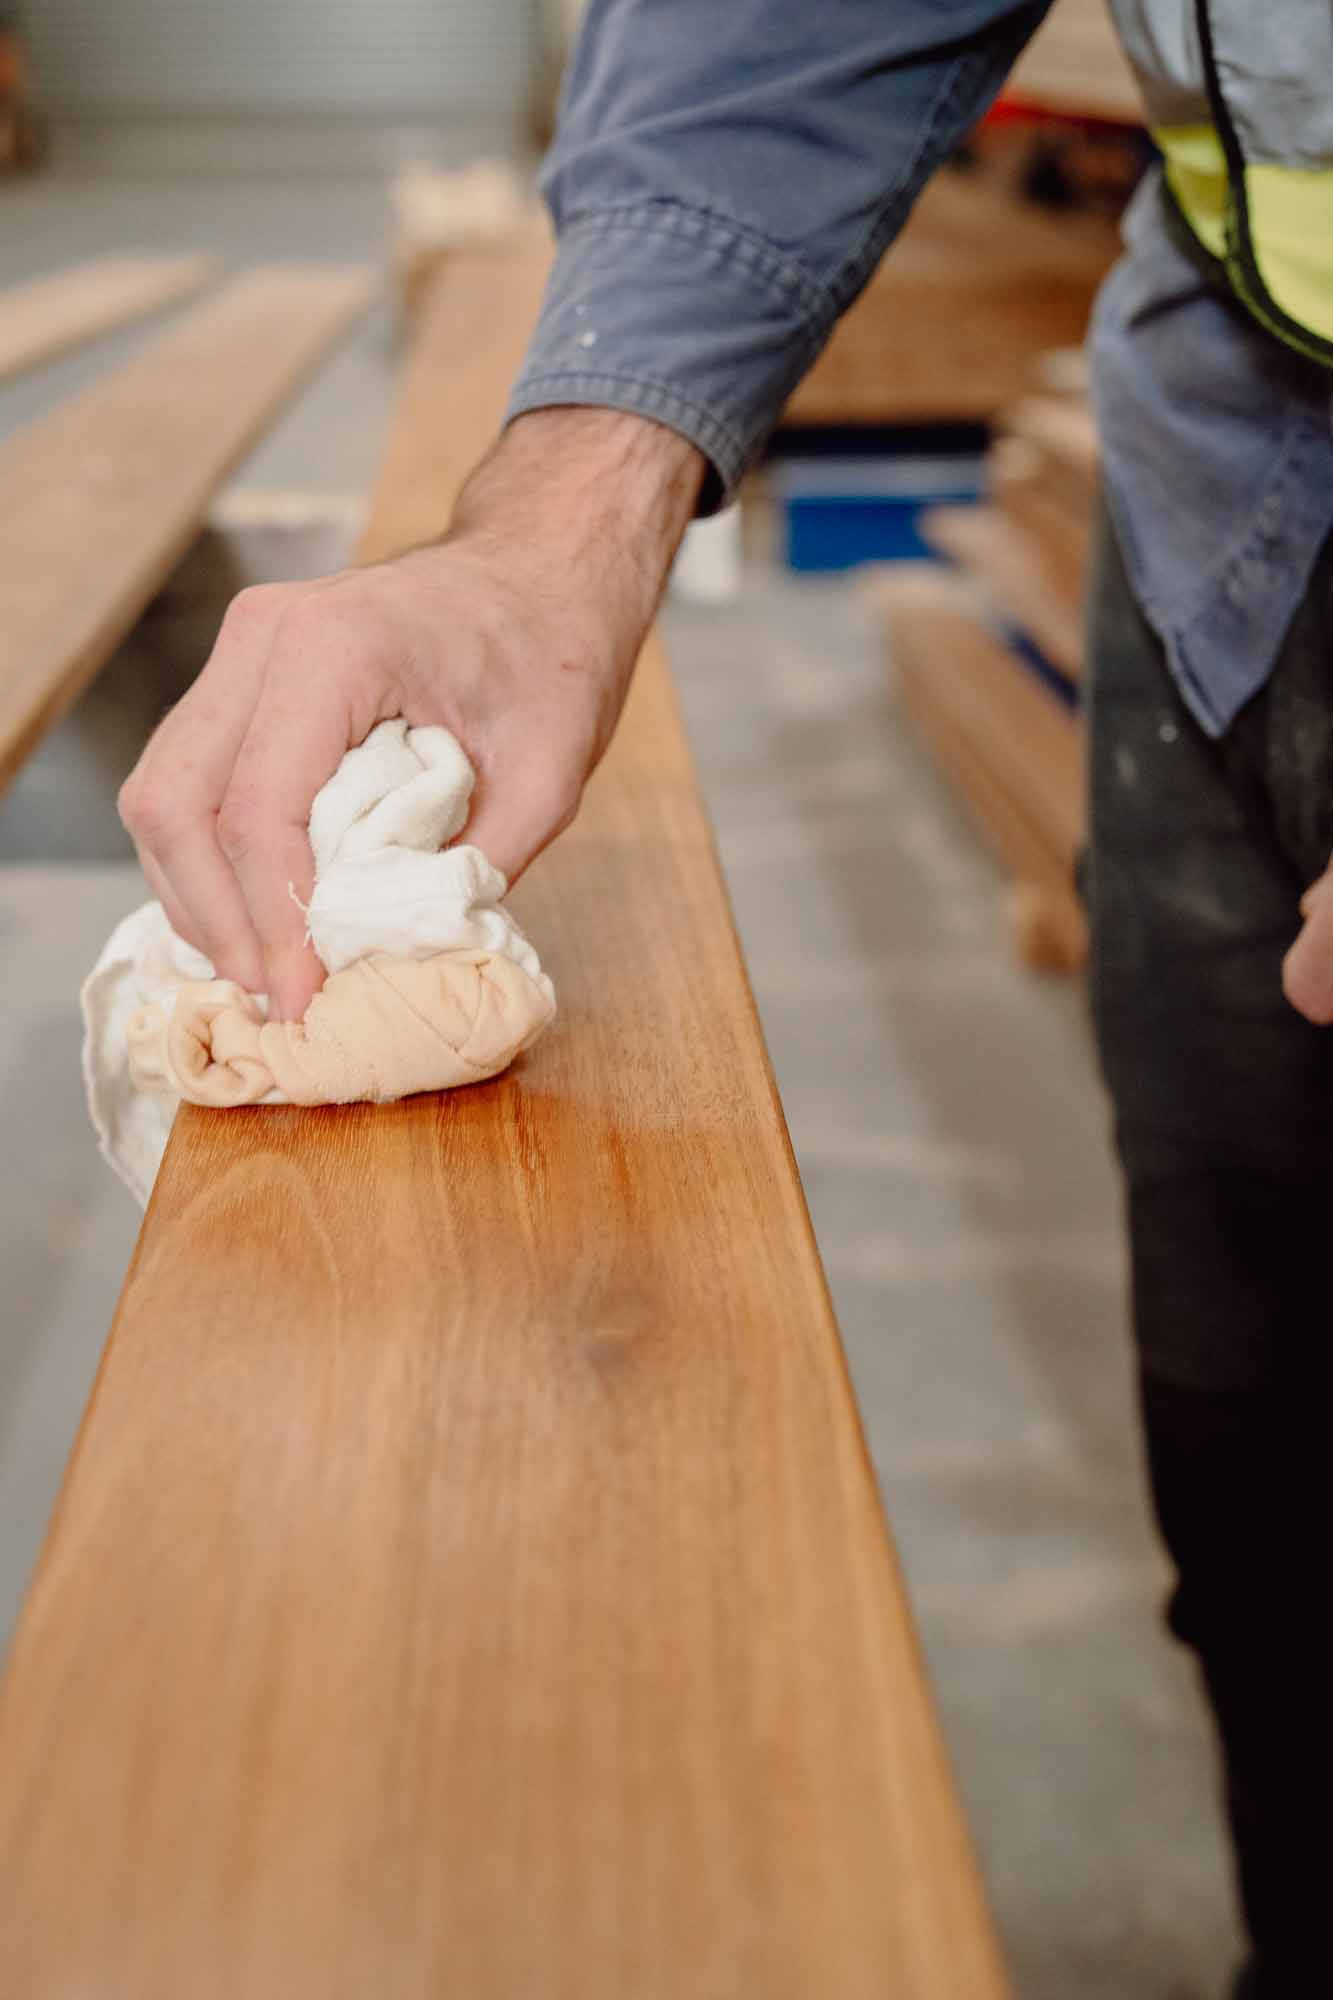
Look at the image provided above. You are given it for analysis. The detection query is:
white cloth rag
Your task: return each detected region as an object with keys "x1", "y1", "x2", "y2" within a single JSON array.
[{"x1": 82, "y1": 719, "x2": 555, "y2": 1205}]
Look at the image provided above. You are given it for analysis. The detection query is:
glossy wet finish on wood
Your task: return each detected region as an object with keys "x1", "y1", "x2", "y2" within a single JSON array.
[{"x1": 0, "y1": 245, "x2": 1008, "y2": 1998}]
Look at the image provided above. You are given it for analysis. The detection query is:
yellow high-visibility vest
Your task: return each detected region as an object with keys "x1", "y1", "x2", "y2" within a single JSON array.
[{"x1": 1111, "y1": 0, "x2": 1333, "y2": 364}]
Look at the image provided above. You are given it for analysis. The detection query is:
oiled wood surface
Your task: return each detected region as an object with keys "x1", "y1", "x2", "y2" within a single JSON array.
[
  {"x1": 0, "y1": 248, "x2": 1009, "y2": 1999},
  {"x1": 0, "y1": 252, "x2": 217, "y2": 382},
  {"x1": 0, "y1": 263, "x2": 374, "y2": 792}
]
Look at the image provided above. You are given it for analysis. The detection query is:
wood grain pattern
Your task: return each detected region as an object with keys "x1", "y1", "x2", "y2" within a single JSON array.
[
  {"x1": 0, "y1": 247, "x2": 1010, "y2": 1998},
  {"x1": 0, "y1": 253, "x2": 218, "y2": 383},
  {"x1": 0, "y1": 263, "x2": 374, "y2": 793}
]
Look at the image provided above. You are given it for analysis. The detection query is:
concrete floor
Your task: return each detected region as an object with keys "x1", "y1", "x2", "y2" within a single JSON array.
[{"x1": 0, "y1": 162, "x2": 1240, "y2": 1997}]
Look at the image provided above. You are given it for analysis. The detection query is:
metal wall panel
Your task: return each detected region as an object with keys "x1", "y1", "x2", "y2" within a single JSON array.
[{"x1": 27, "y1": 1, "x2": 533, "y2": 116}]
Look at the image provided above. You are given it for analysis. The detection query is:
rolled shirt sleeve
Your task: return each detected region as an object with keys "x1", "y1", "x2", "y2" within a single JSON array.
[{"x1": 507, "y1": 0, "x2": 1052, "y2": 505}]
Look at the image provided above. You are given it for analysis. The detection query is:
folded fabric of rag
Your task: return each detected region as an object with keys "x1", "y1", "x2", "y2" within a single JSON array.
[{"x1": 82, "y1": 719, "x2": 556, "y2": 1205}]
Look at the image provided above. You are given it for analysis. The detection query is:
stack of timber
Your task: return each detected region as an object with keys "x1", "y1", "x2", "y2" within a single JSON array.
[
  {"x1": 1005, "y1": 0, "x2": 1142, "y2": 124},
  {"x1": 784, "y1": 166, "x2": 1120, "y2": 428},
  {"x1": 872, "y1": 371, "x2": 1099, "y2": 973}
]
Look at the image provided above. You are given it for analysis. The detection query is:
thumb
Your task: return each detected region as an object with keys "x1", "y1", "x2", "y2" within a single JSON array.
[{"x1": 458, "y1": 753, "x2": 583, "y2": 888}]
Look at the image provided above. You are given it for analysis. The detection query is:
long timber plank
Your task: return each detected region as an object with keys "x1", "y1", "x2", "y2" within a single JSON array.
[
  {"x1": 999, "y1": 393, "x2": 1100, "y2": 488},
  {"x1": 989, "y1": 437, "x2": 1092, "y2": 610},
  {"x1": 0, "y1": 262, "x2": 375, "y2": 792},
  {"x1": 0, "y1": 243, "x2": 1010, "y2": 2000},
  {"x1": 896, "y1": 631, "x2": 1089, "y2": 968},
  {"x1": 0, "y1": 253, "x2": 218, "y2": 383},
  {"x1": 878, "y1": 570, "x2": 1088, "y2": 970},
  {"x1": 922, "y1": 503, "x2": 1084, "y2": 680},
  {"x1": 886, "y1": 591, "x2": 1084, "y2": 869}
]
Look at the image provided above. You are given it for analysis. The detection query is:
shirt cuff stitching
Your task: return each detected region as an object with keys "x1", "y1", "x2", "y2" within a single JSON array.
[
  {"x1": 551, "y1": 199, "x2": 837, "y2": 323},
  {"x1": 507, "y1": 368, "x2": 748, "y2": 470}
]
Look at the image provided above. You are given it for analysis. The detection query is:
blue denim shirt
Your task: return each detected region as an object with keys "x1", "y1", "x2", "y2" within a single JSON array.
[{"x1": 507, "y1": 0, "x2": 1333, "y2": 738}]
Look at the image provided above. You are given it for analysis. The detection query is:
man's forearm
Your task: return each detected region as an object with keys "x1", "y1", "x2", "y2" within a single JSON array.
[{"x1": 451, "y1": 407, "x2": 706, "y2": 653}]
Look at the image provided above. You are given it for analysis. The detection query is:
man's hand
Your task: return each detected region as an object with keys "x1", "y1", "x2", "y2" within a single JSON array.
[
  {"x1": 119, "y1": 408, "x2": 704, "y2": 1020},
  {"x1": 1284, "y1": 862, "x2": 1333, "y2": 1024}
]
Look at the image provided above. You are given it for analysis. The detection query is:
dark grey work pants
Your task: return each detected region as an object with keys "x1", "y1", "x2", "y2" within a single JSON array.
[{"x1": 1085, "y1": 508, "x2": 1333, "y2": 1993}]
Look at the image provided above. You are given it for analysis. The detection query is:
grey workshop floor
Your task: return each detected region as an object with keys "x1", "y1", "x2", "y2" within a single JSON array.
[{"x1": 0, "y1": 164, "x2": 1240, "y2": 1999}]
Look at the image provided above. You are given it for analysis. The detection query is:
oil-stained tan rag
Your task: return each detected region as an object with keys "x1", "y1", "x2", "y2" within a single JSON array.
[{"x1": 82, "y1": 720, "x2": 555, "y2": 1204}]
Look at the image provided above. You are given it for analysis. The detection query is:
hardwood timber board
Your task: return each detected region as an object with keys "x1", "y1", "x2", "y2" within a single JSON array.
[
  {"x1": 0, "y1": 253, "x2": 218, "y2": 384},
  {"x1": 999, "y1": 395, "x2": 1100, "y2": 488},
  {"x1": 784, "y1": 173, "x2": 1118, "y2": 426},
  {"x1": 893, "y1": 611, "x2": 1068, "y2": 893},
  {"x1": 880, "y1": 586, "x2": 1085, "y2": 868},
  {"x1": 988, "y1": 437, "x2": 1092, "y2": 608},
  {"x1": 990, "y1": 432, "x2": 1097, "y2": 529},
  {"x1": 393, "y1": 211, "x2": 553, "y2": 322},
  {"x1": 0, "y1": 263, "x2": 375, "y2": 794},
  {"x1": 358, "y1": 241, "x2": 551, "y2": 561},
  {"x1": 921, "y1": 503, "x2": 1084, "y2": 679},
  {"x1": 1005, "y1": 879, "x2": 1089, "y2": 975},
  {"x1": 0, "y1": 253, "x2": 1010, "y2": 1997},
  {"x1": 896, "y1": 629, "x2": 1088, "y2": 970}
]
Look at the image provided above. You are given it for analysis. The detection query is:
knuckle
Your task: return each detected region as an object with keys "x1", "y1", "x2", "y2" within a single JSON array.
[
  {"x1": 119, "y1": 775, "x2": 176, "y2": 842},
  {"x1": 1283, "y1": 955, "x2": 1333, "y2": 1026},
  {"x1": 1306, "y1": 991, "x2": 1333, "y2": 1027},
  {"x1": 220, "y1": 582, "x2": 283, "y2": 638},
  {"x1": 216, "y1": 793, "x2": 263, "y2": 862},
  {"x1": 115, "y1": 774, "x2": 142, "y2": 828},
  {"x1": 549, "y1": 786, "x2": 581, "y2": 838},
  {"x1": 537, "y1": 771, "x2": 582, "y2": 839},
  {"x1": 273, "y1": 587, "x2": 329, "y2": 636},
  {"x1": 283, "y1": 594, "x2": 387, "y2": 676},
  {"x1": 271, "y1": 598, "x2": 351, "y2": 670}
]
